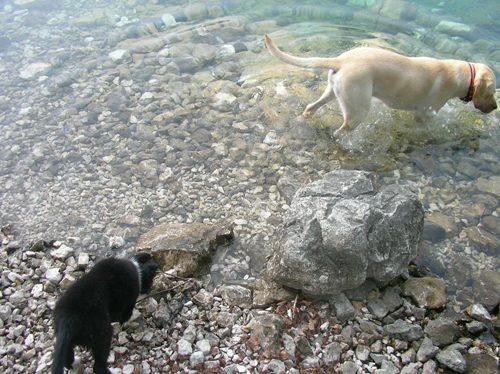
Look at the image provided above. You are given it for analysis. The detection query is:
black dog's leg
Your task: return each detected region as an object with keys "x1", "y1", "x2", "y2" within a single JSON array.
[
  {"x1": 119, "y1": 302, "x2": 136, "y2": 324},
  {"x1": 91, "y1": 322, "x2": 112, "y2": 374},
  {"x1": 64, "y1": 344, "x2": 74, "y2": 369}
]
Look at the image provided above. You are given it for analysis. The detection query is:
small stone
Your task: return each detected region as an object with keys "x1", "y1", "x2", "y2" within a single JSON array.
[
  {"x1": 122, "y1": 364, "x2": 135, "y2": 374},
  {"x1": 436, "y1": 349, "x2": 466, "y2": 373},
  {"x1": 356, "y1": 344, "x2": 370, "y2": 361},
  {"x1": 465, "y1": 321, "x2": 487, "y2": 334},
  {"x1": 384, "y1": 319, "x2": 424, "y2": 342},
  {"x1": 77, "y1": 252, "x2": 90, "y2": 269},
  {"x1": 302, "y1": 356, "x2": 321, "y2": 368},
  {"x1": 59, "y1": 274, "x2": 75, "y2": 289},
  {"x1": 370, "y1": 340, "x2": 383, "y2": 353},
  {"x1": 465, "y1": 304, "x2": 491, "y2": 322},
  {"x1": 9, "y1": 290, "x2": 25, "y2": 305},
  {"x1": 45, "y1": 268, "x2": 62, "y2": 284},
  {"x1": 376, "y1": 359, "x2": 399, "y2": 374},
  {"x1": 403, "y1": 277, "x2": 447, "y2": 309},
  {"x1": 323, "y1": 342, "x2": 342, "y2": 366},
  {"x1": 370, "y1": 353, "x2": 385, "y2": 365},
  {"x1": 195, "y1": 339, "x2": 211, "y2": 355},
  {"x1": 31, "y1": 284, "x2": 44, "y2": 298},
  {"x1": 424, "y1": 318, "x2": 459, "y2": 347},
  {"x1": 0, "y1": 305, "x2": 12, "y2": 321},
  {"x1": 295, "y1": 335, "x2": 313, "y2": 357},
  {"x1": 109, "y1": 236, "x2": 125, "y2": 249},
  {"x1": 338, "y1": 360, "x2": 359, "y2": 373},
  {"x1": 330, "y1": 293, "x2": 356, "y2": 321},
  {"x1": 367, "y1": 298, "x2": 390, "y2": 319},
  {"x1": 50, "y1": 244, "x2": 74, "y2": 260},
  {"x1": 435, "y1": 20, "x2": 472, "y2": 36},
  {"x1": 109, "y1": 49, "x2": 130, "y2": 62},
  {"x1": 19, "y1": 62, "x2": 51, "y2": 79},
  {"x1": 248, "y1": 311, "x2": 284, "y2": 353},
  {"x1": 422, "y1": 359, "x2": 437, "y2": 374},
  {"x1": 220, "y1": 285, "x2": 252, "y2": 308},
  {"x1": 182, "y1": 324, "x2": 197, "y2": 343},
  {"x1": 266, "y1": 359, "x2": 286, "y2": 373},
  {"x1": 177, "y1": 339, "x2": 193, "y2": 356},
  {"x1": 282, "y1": 333, "x2": 296, "y2": 359},
  {"x1": 417, "y1": 337, "x2": 439, "y2": 362},
  {"x1": 189, "y1": 351, "x2": 204, "y2": 367},
  {"x1": 214, "y1": 312, "x2": 238, "y2": 328},
  {"x1": 401, "y1": 362, "x2": 420, "y2": 374},
  {"x1": 465, "y1": 353, "x2": 498, "y2": 374},
  {"x1": 193, "y1": 289, "x2": 213, "y2": 306},
  {"x1": 401, "y1": 348, "x2": 416, "y2": 364}
]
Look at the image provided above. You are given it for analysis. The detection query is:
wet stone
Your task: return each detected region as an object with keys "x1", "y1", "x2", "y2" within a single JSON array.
[
  {"x1": 330, "y1": 293, "x2": 356, "y2": 321},
  {"x1": 422, "y1": 221, "x2": 446, "y2": 242},
  {"x1": 481, "y1": 215, "x2": 500, "y2": 235},
  {"x1": 384, "y1": 319, "x2": 424, "y2": 341},
  {"x1": 416, "y1": 337, "x2": 439, "y2": 362},
  {"x1": 471, "y1": 270, "x2": 500, "y2": 312},
  {"x1": 436, "y1": 348, "x2": 466, "y2": 373},
  {"x1": 465, "y1": 353, "x2": 498, "y2": 374},
  {"x1": 424, "y1": 318, "x2": 459, "y2": 347},
  {"x1": 367, "y1": 298, "x2": 390, "y2": 319},
  {"x1": 403, "y1": 277, "x2": 447, "y2": 309},
  {"x1": 464, "y1": 227, "x2": 500, "y2": 255},
  {"x1": 465, "y1": 303, "x2": 491, "y2": 322}
]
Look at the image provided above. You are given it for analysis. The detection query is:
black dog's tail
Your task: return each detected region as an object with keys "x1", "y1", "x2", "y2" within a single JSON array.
[{"x1": 51, "y1": 320, "x2": 73, "y2": 374}]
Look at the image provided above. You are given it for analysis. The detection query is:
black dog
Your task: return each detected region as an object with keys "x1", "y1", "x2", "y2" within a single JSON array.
[{"x1": 51, "y1": 252, "x2": 158, "y2": 374}]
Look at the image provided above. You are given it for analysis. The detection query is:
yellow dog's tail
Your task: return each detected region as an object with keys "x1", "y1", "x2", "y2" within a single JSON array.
[{"x1": 264, "y1": 34, "x2": 342, "y2": 71}]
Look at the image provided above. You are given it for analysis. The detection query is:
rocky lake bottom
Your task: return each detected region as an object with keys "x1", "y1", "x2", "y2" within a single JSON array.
[{"x1": 0, "y1": 0, "x2": 499, "y2": 372}]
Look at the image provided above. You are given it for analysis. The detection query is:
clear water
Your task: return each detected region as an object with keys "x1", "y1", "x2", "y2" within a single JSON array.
[{"x1": 0, "y1": 0, "x2": 498, "y2": 304}]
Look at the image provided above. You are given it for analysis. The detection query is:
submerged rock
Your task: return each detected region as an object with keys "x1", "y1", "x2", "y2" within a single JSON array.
[
  {"x1": 136, "y1": 222, "x2": 233, "y2": 276},
  {"x1": 403, "y1": 277, "x2": 447, "y2": 309},
  {"x1": 19, "y1": 62, "x2": 51, "y2": 79},
  {"x1": 266, "y1": 170, "x2": 424, "y2": 296}
]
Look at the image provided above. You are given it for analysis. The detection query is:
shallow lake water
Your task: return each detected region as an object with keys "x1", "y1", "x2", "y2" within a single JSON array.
[{"x1": 0, "y1": 0, "x2": 498, "y2": 305}]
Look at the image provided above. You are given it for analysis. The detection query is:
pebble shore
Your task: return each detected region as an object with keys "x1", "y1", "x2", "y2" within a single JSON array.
[{"x1": 1, "y1": 240, "x2": 498, "y2": 373}]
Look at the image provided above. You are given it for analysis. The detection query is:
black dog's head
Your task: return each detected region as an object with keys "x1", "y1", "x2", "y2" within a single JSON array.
[{"x1": 134, "y1": 252, "x2": 159, "y2": 294}]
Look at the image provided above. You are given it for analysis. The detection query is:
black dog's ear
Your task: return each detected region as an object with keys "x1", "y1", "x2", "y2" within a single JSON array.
[{"x1": 134, "y1": 252, "x2": 153, "y2": 264}]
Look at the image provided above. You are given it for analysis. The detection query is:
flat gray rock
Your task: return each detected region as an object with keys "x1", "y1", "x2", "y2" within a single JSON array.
[
  {"x1": 436, "y1": 349, "x2": 466, "y2": 373},
  {"x1": 137, "y1": 222, "x2": 233, "y2": 276},
  {"x1": 424, "y1": 318, "x2": 459, "y2": 347},
  {"x1": 384, "y1": 319, "x2": 424, "y2": 342},
  {"x1": 403, "y1": 277, "x2": 447, "y2": 309}
]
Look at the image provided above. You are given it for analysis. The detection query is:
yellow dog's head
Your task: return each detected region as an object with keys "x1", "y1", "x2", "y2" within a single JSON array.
[{"x1": 473, "y1": 64, "x2": 497, "y2": 113}]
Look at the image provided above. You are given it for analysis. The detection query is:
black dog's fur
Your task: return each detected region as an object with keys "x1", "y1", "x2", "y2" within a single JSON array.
[{"x1": 51, "y1": 252, "x2": 158, "y2": 374}]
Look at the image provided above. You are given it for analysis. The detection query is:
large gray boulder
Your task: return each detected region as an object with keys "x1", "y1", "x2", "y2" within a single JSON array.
[{"x1": 266, "y1": 170, "x2": 424, "y2": 297}]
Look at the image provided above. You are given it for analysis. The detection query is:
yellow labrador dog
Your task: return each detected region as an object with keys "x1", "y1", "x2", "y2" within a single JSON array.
[{"x1": 264, "y1": 34, "x2": 497, "y2": 137}]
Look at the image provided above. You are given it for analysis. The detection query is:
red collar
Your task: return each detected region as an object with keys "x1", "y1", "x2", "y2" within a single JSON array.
[{"x1": 460, "y1": 62, "x2": 475, "y2": 102}]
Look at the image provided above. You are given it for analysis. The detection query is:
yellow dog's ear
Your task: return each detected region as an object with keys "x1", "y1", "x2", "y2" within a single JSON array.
[{"x1": 472, "y1": 77, "x2": 485, "y2": 101}]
